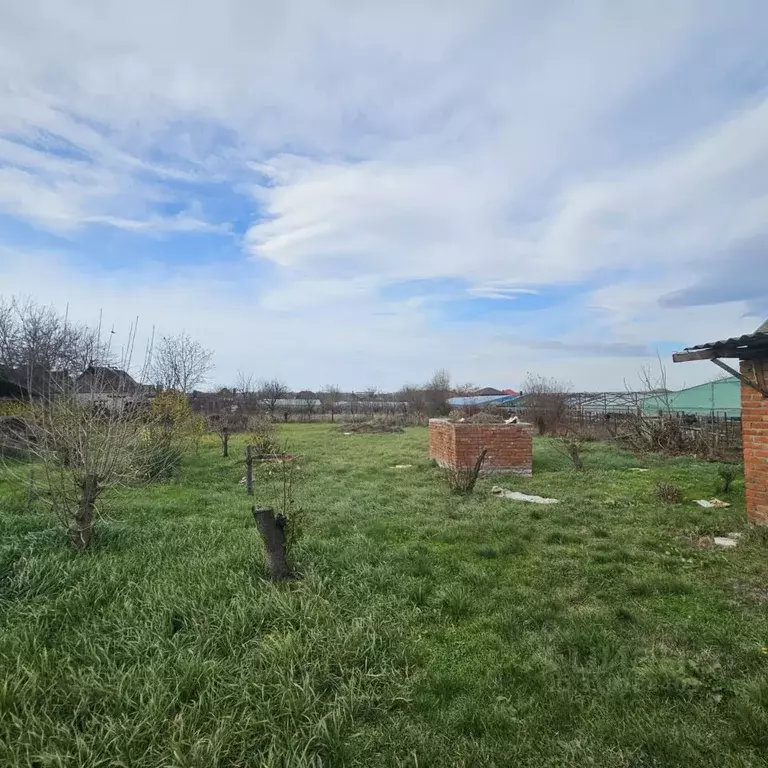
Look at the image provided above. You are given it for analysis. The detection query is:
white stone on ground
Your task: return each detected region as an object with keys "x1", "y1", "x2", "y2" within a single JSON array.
[{"x1": 491, "y1": 486, "x2": 559, "y2": 504}]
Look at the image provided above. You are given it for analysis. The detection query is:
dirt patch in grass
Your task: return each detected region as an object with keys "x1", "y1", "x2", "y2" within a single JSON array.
[
  {"x1": 680, "y1": 533, "x2": 714, "y2": 550},
  {"x1": 733, "y1": 580, "x2": 768, "y2": 604},
  {"x1": 336, "y1": 422, "x2": 405, "y2": 434}
]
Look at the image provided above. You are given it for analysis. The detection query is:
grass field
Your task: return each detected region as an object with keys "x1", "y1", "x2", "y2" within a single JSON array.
[{"x1": 2, "y1": 424, "x2": 768, "y2": 767}]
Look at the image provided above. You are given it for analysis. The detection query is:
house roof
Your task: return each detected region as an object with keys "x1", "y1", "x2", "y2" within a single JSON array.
[
  {"x1": 0, "y1": 366, "x2": 70, "y2": 396},
  {"x1": 673, "y1": 320, "x2": 768, "y2": 362},
  {"x1": 0, "y1": 370, "x2": 30, "y2": 399},
  {"x1": 475, "y1": 387, "x2": 504, "y2": 396},
  {"x1": 77, "y1": 366, "x2": 138, "y2": 393}
]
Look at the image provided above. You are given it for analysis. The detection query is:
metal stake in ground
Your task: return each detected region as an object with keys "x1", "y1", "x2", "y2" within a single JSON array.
[
  {"x1": 245, "y1": 445, "x2": 253, "y2": 496},
  {"x1": 252, "y1": 506, "x2": 293, "y2": 580}
]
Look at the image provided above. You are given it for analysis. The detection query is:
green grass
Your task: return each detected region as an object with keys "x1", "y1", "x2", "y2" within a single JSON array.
[{"x1": 1, "y1": 426, "x2": 768, "y2": 766}]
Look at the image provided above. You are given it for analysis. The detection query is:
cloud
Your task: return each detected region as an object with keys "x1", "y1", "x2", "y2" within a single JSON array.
[
  {"x1": 659, "y1": 236, "x2": 768, "y2": 317},
  {"x1": 0, "y1": 1, "x2": 767, "y2": 389}
]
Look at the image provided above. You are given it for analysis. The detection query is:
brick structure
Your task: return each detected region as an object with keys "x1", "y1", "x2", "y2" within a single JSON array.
[
  {"x1": 429, "y1": 418, "x2": 533, "y2": 476},
  {"x1": 741, "y1": 359, "x2": 768, "y2": 525},
  {"x1": 674, "y1": 321, "x2": 768, "y2": 525}
]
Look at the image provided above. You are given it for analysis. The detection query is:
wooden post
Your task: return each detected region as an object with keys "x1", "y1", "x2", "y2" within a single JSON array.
[
  {"x1": 252, "y1": 506, "x2": 292, "y2": 580},
  {"x1": 245, "y1": 444, "x2": 253, "y2": 496},
  {"x1": 222, "y1": 427, "x2": 229, "y2": 457}
]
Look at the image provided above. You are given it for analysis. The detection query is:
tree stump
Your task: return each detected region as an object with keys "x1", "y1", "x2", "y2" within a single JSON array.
[{"x1": 252, "y1": 506, "x2": 293, "y2": 580}]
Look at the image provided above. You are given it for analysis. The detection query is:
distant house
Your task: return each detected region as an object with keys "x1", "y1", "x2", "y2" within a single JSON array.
[
  {"x1": 475, "y1": 387, "x2": 504, "y2": 396},
  {"x1": 77, "y1": 365, "x2": 139, "y2": 393},
  {"x1": 0, "y1": 368, "x2": 31, "y2": 401},
  {"x1": 75, "y1": 366, "x2": 149, "y2": 411},
  {"x1": 0, "y1": 366, "x2": 71, "y2": 399}
]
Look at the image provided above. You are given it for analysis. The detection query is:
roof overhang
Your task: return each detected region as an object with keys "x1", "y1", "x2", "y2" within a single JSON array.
[{"x1": 673, "y1": 331, "x2": 768, "y2": 396}]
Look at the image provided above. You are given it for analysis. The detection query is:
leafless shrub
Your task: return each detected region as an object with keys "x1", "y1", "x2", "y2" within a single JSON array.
[
  {"x1": 654, "y1": 482, "x2": 683, "y2": 504},
  {"x1": 521, "y1": 374, "x2": 571, "y2": 435},
  {"x1": 554, "y1": 428, "x2": 592, "y2": 470},
  {"x1": 444, "y1": 449, "x2": 487, "y2": 494},
  {"x1": 618, "y1": 358, "x2": 714, "y2": 457},
  {"x1": 10, "y1": 330, "x2": 158, "y2": 551}
]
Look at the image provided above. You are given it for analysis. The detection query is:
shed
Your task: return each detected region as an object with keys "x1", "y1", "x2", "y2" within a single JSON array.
[
  {"x1": 642, "y1": 377, "x2": 741, "y2": 418},
  {"x1": 673, "y1": 320, "x2": 768, "y2": 524}
]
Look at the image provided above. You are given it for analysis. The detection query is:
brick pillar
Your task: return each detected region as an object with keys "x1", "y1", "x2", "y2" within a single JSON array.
[{"x1": 741, "y1": 358, "x2": 768, "y2": 525}]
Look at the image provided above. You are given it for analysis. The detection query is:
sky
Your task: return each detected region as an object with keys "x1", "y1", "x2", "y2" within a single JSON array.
[{"x1": 0, "y1": 0, "x2": 767, "y2": 392}]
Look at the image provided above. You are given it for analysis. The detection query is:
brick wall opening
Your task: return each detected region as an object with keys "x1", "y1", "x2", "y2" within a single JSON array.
[
  {"x1": 429, "y1": 419, "x2": 533, "y2": 476},
  {"x1": 741, "y1": 358, "x2": 768, "y2": 525}
]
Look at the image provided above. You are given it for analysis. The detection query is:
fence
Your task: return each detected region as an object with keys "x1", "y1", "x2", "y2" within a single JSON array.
[{"x1": 561, "y1": 409, "x2": 742, "y2": 458}]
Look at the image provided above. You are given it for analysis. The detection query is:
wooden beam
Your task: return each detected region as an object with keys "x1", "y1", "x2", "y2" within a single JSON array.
[
  {"x1": 711, "y1": 358, "x2": 768, "y2": 397},
  {"x1": 672, "y1": 349, "x2": 715, "y2": 363}
]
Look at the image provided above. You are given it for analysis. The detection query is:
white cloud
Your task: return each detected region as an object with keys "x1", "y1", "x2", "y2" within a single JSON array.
[{"x1": 0, "y1": 1, "x2": 766, "y2": 389}]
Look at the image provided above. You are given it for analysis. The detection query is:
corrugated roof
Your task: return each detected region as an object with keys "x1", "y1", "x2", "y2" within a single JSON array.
[{"x1": 684, "y1": 320, "x2": 768, "y2": 354}]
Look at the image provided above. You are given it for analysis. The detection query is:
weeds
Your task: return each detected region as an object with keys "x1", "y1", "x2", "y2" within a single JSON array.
[
  {"x1": 443, "y1": 449, "x2": 486, "y2": 494},
  {"x1": 718, "y1": 464, "x2": 741, "y2": 494},
  {"x1": 553, "y1": 428, "x2": 592, "y2": 470},
  {"x1": 654, "y1": 481, "x2": 683, "y2": 504}
]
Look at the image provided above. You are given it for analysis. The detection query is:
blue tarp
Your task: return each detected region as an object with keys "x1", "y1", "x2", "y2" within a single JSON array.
[{"x1": 447, "y1": 395, "x2": 520, "y2": 407}]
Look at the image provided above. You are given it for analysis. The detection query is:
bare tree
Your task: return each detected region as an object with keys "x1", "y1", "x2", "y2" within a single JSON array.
[
  {"x1": 399, "y1": 384, "x2": 429, "y2": 424},
  {"x1": 257, "y1": 378, "x2": 289, "y2": 420},
  {"x1": 453, "y1": 382, "x2": 478, "y2": 397},
  {"x1": 295, "y1": 391, "x2": 317, "y2": 421},
  {"x1": 320, "y1": 385, "x2": 342, "y2": 422},
  {"x1": 207, "y1": 412, "x2": 235, "y2": 457},
  {"x1": 236, "y1": 370, "x2": 258, "y2": 413},
  {"x1": 11, "y1": 325, "x2": 154, "y2": 551},
  {"x1": 151, "y1": 332, "x2": 214, "y2": 393},
  {"x1": 521, "y1": 373, "x2": 571, "y2": 435},
  {"x1": 424, "y1": 368, "x2": 451, "y2": 417},
  {"x1": 0, "y1": 296, "x2": 114, "y2": 383}
]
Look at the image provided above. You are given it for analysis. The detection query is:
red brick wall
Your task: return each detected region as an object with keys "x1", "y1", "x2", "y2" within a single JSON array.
[
  {"x1": 429, "y1": 419, "x2": 533, "y2": 476},
  {"x1": 741, "y1": 359, "x2": 768, "y2": 525}
]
